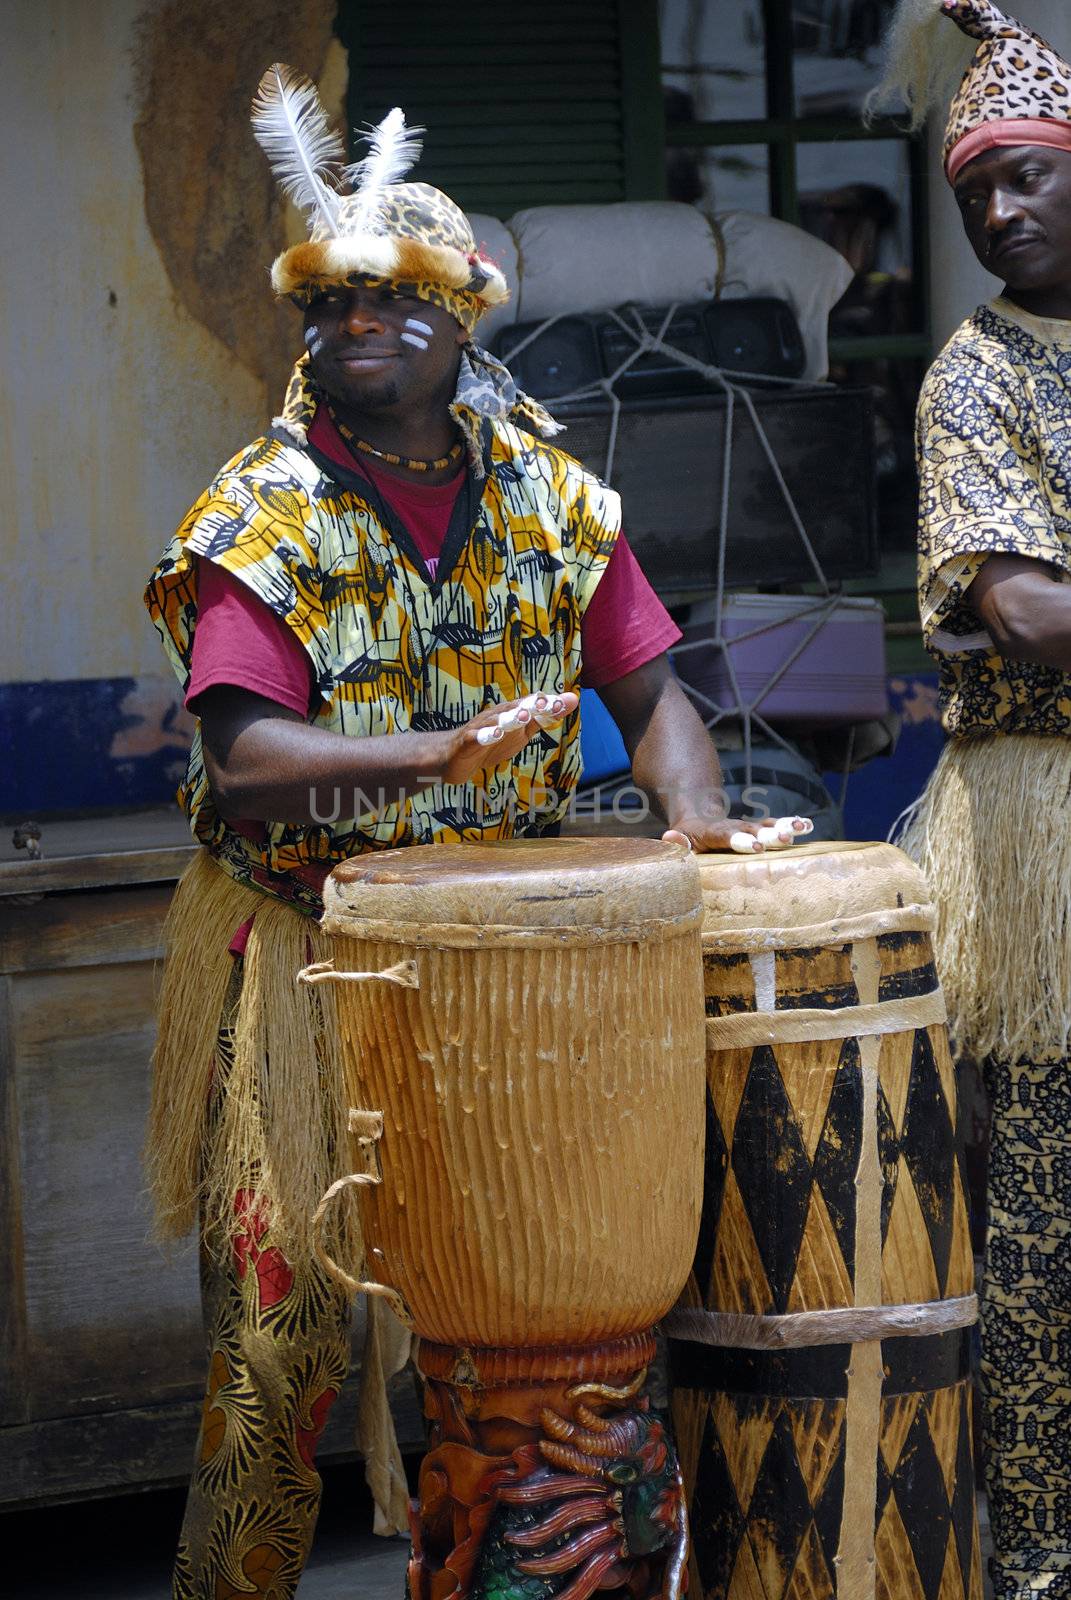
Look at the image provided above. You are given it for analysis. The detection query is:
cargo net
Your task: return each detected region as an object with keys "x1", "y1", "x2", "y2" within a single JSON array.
[{"x1": 501, "y1": 303, "x2": 855, "y2": 800}]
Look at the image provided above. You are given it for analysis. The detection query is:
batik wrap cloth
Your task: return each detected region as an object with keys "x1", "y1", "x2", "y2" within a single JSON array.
[{"x1": 168, "y1": 932, "x2": 412, "y2": 1599}]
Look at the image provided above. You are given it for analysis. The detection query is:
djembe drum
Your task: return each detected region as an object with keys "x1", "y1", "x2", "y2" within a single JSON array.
[
  {"x1": 311, "y1": 837, "x2": 706, "y2": 1600},
  {"x1": 665, "y1": 841, "x2": 982, "y2": 1600}
]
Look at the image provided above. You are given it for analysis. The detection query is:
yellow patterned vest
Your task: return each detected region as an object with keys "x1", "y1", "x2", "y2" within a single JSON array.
[{"x1": 146, "y1": 418, "x2": 620, "y2": 913}]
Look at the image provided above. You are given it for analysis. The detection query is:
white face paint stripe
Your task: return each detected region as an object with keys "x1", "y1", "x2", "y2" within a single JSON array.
[
  {"x1": 400, "y1": 330, "x2": 429, "y2": 349},
  {"x1": 405, "y1": 317, "x2": 434, "y2": 336},
  {"x1": 303, "y1": 324, "x2": 320, "y2": 346},
  {"x1": 308, "y1": 337, "x2": 324, "y2": 356}
]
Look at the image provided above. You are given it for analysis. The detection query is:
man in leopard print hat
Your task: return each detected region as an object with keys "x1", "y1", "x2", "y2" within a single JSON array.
[
  {"x1": 876, "y1": 5, "x2": 1071, "y2": 1596},
  {"x1": 257, "y1": 69, "x2": 557, "y2": 473}
]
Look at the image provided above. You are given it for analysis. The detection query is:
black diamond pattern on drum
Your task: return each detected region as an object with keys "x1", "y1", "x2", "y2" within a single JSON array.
[
  {"x1": 877, "y1": 1083, "x2": 901, "y2": 1246},
  {"x1": 731, "y1": 1047, "x2": 812, "y2": 1314},
  {"x1": 953, "y1": 1059, "x2": 976, "y2": 1244},
  {"x1": 743, "y1": 1409, "x2": 814, "y2": 1594},
  {"x1": 951, "y1": 1389, "x2": 977, "y2": 1592},
  {"x1": 811, "y1": 1040, "x2": 863, "y2": 1291},
  {"x1": 692, "y1": 1404, "x2": 746, "y2": 1599},
  {"x1": 812, "y1": 1417, "x2": 847, "y2": 1578},
  {"x1": 890, "y1": 1400, "x2": 954, "y2": 1600},
  {"x1": 705, "y1": 951, "x2": 753, "y2": 1017},
  {"x1": 877, "y1": 935, "x2": 938, "y2": 1001},
  {"x1": 694, "y1": 1088, "x2": 727, "y2": 1300},
  {"x1": 899, "y1": 1029, "x2": 956, "y2": 1295}
]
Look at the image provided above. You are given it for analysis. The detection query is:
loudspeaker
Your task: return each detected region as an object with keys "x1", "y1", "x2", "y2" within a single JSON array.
[
  {"x1": 557, "y1": 388, "x2": 878, "y2": 594},
  {"x1": 703, "y1": 299, "x2": 806, "y2": 381},
  {"x1": 599, "y1": 305, "x2": 714, "y2": 399},
  {"x1": 494, "y1": 298, "x2": 806, "y2": 405},
  {"x1": 494, "y1": 315, "x2": 603, "y2": 401}
]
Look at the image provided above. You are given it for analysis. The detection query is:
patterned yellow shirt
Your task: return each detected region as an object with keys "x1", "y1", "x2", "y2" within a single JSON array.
[
  {"x1": 146, "y1": 418, "x2": 620, "y2": 911},
  {"x1": 917, "y1": 297, "x2": 1071, "y2": 737}
]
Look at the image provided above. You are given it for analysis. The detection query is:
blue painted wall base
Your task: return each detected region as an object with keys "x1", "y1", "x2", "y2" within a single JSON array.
[
  {"x1": 0, "y1": 676, "x2": 192, "y2": 817},
  {"x1": 827, "y1": 674, "x2": 943, "y2": 843}
]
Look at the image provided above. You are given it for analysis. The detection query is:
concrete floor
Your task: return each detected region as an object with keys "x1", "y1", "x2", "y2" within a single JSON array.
[
  {"x1": 5, "y1": 1463, "x2": 410, "y2": 1600},
  {"x1": 6, "y1": 1468, "x2": 994, "y2": 1600}
]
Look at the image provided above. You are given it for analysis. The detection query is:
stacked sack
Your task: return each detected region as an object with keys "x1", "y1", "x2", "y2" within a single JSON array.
[{"x1": 467, "y1": 201, "x2": 852, "y2": 382}]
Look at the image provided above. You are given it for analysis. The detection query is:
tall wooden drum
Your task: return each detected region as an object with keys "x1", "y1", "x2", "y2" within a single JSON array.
[
  {"x1": 315, "y1": 837, "x2": 706, "y2": 1600},
  {"x1": 664, "y1": 841, "x2": 982, "y2": 1600}
]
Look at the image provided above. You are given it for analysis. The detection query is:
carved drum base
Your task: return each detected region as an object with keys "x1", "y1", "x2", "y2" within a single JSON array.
[{"x1": 408, "y1": 1336, "x2": 688, "y2": 1600}]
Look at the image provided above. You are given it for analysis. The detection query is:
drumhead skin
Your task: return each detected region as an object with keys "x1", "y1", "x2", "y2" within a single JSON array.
[
  {"x1": 694, "y1": 839, "x2": 935, "y2": 952},
  {"x1": 324, "y1": 835, "x2": 703, "y2": 939}
]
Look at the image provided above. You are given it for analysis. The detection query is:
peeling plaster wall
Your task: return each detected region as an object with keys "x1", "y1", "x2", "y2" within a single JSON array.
[{"x1": 0, "y1": 0, "x2": 338, "y2": 687}]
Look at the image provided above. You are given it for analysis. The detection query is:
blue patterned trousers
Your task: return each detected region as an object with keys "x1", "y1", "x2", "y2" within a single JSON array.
[{"x1": 981, "y1": 1058, "x2": 1071, "y2": 1600}]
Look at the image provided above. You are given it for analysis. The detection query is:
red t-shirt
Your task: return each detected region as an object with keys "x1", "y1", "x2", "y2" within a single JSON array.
[{"x1": 187, "y1": 408, "x2": 680, "y2": 714}]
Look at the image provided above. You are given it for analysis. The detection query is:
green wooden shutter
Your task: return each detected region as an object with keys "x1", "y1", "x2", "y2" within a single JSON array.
[{"x1": 337, "y1": 0, "x2": 665, "y2": 218}]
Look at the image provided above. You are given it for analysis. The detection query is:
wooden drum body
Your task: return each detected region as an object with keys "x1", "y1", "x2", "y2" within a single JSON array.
[
  {"x1": 665, "y1": 842, "x2": 982, "y2": 1600},
  {"x1": 318, "y1": 837, "x2": 706, "y2": 1600}
]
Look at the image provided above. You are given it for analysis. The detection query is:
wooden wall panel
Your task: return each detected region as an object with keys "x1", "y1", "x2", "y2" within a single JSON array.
[
  {"x1": 11, "y1": 961, "x2": 203, "y2": 1418},
  {"x1": 0, "y1": 875, "x2": 425, "y2": 1505},
  {"x1": 0, "y1": 976, "x2": 30, "y2": 1426},
  {"x1": 0, "y1": 885, "x2": 173, "y2": 973}
]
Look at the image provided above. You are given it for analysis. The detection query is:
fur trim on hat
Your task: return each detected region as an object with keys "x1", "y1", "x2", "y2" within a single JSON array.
[
  {"x1": 271, "y1": 232, "x2": 509, "y2": 306},
  {"x1": 869, "y1": 0, "x2": 1071, "y2": 173}
]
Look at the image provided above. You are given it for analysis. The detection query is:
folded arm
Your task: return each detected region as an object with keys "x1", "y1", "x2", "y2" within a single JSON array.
[{"x1": 968, "y1": 554, "x2": 1071, "y2": 672}]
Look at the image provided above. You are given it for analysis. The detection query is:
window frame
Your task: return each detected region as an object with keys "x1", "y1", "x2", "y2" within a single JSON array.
[{"x1": 662, "y1": 0, "x2": 931, "y2": 365}]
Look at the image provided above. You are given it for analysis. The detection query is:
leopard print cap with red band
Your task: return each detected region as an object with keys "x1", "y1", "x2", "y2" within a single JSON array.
[{"x1": 942, "y1": 0, "x2": 1071, "y2": 180}]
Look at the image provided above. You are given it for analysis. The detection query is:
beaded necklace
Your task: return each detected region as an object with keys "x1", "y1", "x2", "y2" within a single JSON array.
[{"x1": 328, "y1": 405, "x2": 463, "y2": 474}]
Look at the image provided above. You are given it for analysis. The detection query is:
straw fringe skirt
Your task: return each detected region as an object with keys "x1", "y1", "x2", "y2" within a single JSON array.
[
  {"x1": 897, "y1": 734, "x2": 1071, "y2": 1064},
  {"x1": 145, "y1": 848, "x2": 364, "y2": 1272},
  {"x1": 147, "y1": 850, "x2": 411, "y2": 1545}
]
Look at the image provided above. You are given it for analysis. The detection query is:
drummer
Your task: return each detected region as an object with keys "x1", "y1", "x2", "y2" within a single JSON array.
[{"x1": 143, "y1": 79, "x2": 796, "y2": 1599}]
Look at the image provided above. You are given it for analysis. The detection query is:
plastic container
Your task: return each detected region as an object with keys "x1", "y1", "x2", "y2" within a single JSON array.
[{"x1": 673, "y1": 594, "x2": 887, "y2": 727}]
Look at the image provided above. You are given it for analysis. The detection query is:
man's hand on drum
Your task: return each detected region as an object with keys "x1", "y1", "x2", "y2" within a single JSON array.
[
  {"x1": 443, "y1": 692, "x2": 580, "y2": 787},
  {"x1": 661, "y1": 813, "x2": 814, "y2": 855}
]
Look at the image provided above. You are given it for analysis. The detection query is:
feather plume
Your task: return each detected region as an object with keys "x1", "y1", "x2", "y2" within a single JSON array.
[
  {"x1": 344, "y1": 107, "x2": 424, "y2": 232},
  {"x1": 251, "y1": 64, "x2": 345, "y2": 237}
]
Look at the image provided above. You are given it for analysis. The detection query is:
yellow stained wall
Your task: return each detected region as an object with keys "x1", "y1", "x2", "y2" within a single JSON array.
[{"x1": 0, "y1": 0, "x2": 340, "y2": 685}]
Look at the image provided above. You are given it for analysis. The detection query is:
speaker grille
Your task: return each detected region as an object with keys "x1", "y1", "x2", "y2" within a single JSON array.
[
  {"x1": 494, "y1": 298, "x2": 807, "y2": 403},
  {"x1": 557, "y1": 389, "x2": 878, "y2": 594},
  {"x1": 495, "y1": 317, "x2": 603, "y2": 400}
]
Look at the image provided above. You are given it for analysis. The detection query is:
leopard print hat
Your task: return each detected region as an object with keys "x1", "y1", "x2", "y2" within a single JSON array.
[
  {"x1": 273, "y1": 181, "x2": 510, "y2": 334},
  {"x1": 251, "y1": 69, "x2": 509, "y2": 331},
  {"x1": 941, "y1": 0, "x2": 1071, "y2": 180}
]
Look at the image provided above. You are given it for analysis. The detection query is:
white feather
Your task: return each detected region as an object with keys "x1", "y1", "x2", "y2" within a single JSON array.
[
  {"x1": 865, "y1": 0, "x2": 977, "y2": 129},
  {"x1": 251, "y1": 63, "x2": 344, "y2": 238},
  {"x1": 345, "y1": 107, "x2": 424, "y2": 232}
]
